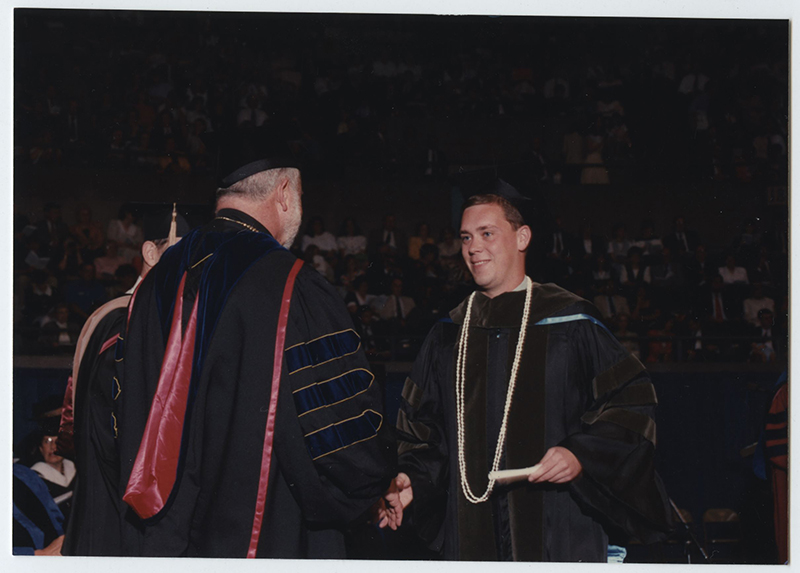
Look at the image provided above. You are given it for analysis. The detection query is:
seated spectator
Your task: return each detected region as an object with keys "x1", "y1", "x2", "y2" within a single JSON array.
[
  {"x1": 93, "y1": 241, "x2": 126, "y2": 282},
  {"x1": 543, "y1": 216, "x2": 573, "y2": 282},
  {"x1": 378, "y1": 277, "x2": 417, "y2": 333},
  {"x1": 749, "y1": 308, "x2": 785, "y2": 363},
  {"x1": 663, "y1": 215, "x2": 700, "y2": 259},
  {"x1": 52, "y1": 237, "x2": 83, "y2": 282},
  {"x1": 63, "y1": 263, "x2": 108, "y2": 323},
  {"x1": 38, "y1": 303, "x2": 80, "y2": 354},
  {"x1": 633, "y1": 219, "x2": 663, "y2": 264},
  {"x1": 338, "y1": 255, "x2": 365, "y2": 292},
  {"x1": 302, "y1": 216, "x2": 338, "y2": 256},
  {"x1": 13, "y1": 463, "x2": 65, "y2": 555},
  {"x1": 157, "y1": 137, "x2": 192, "y2": 174},
  {"x1": 236, "y1": 94, "x2": 268, "y2": 128},
  {"x1": 34, "y1": 202, "x2": 69, "y2": 259},
  {"x1": 130, "y1": 131, "x2": 159, "y2": 169},
  {"x1": 107, "y1": 203, "x2": 143, "y2": 265},
  {"x1": 718, "y1": 253, "x2": 749, "y2": 285},
  {"x1": 684, "y1": 315, "x2": 709, "y2": 362},
  {"x1": 408, "y1": 221, "x2": 435, "y2": 260},
  {"x1": 437, "y1": 226, "x2": 461, "y2": 261},
  {"x1": 593, "y1": 279, "x2": 630, "y2": 327},
  {"x1": 68, "y1": 204, "x2": 104, "y2": 262},
  {"x1": 630, "y1": 284, "x2": 662, "y2": 333},
  {"x1": 702, "y1": 274, "x2": 740, "y2": 324},
  {"x1": 591, "y1": 252, "x2": 613, "y2": 283},
  {"x1": 353, "y1": 305, "x2": 389, "y2": 358},
  {"x1": 731, "y1": 218, "x2": 761, "y2": 269},
  {"x1": 23, "y1": 237, "x2": 50, "y2": 272},
  {"x1": 613, "y1": 313, "x2": 640, "y2": 359},
  {"x1": 107, "y1": 127, "x2": 129, "y2": 166},
  {"x1": 24, "y1": 269, "x2": 55, "y2": 326},
  {"x1": 574, "y1": 222, "x2": 606, "y2": 274},
  {"x1": 646, "y1": 316, "x2": 675, "y2": 363},
  {"x1": 580, "y1": 122, "x2": 609, "y2": 184},
  {"x1": 685, "y1": 244, "x2": 711, "y2": 289},
  {"x1": 30, "y1": 417, "x2": 76, "y2": 520},
  {"x1": 607, "y1": 223, "x2": 632, "y2": 268},
  {"x1": 336, "y1": 217, "x2": 368, "y2": 259},
  {"x1": 562, "y1": 123, "x2": 584, "y2": 185},
  {"x1": 749, "y1": 246, "x2": 776, "y2": 288},
  {"x1": 345, "y1": 277, "x2": 379, "y2": 317},
  {"x1": 417, "y1": 243, "x2": 443, "y2": 280},
  {"x1": 369, "y1": 213, "x2": 407, "y2": 259},
  {"x1": 651, "y1": 246, "x2": 686, "y2": 290},
  {"x1": 619, "y1": 246, "x2": 651, "y2": 301},
  {"x1": 112, "y1": 263, "x2": 139, "y2": 298},
  {"x1": 303, "y1": 244, "x2": 334, "y2": 283},
  {"x1": 743, "y1": 283, "x2": 775, "y2": 327}
]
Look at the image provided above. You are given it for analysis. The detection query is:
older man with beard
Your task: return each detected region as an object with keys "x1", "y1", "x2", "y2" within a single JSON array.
[{"x1": 115, "y1": 132, "x2": 397, "y2": 558}]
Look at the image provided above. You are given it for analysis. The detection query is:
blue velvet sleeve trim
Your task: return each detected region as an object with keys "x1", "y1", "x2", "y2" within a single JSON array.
[
  {"x1": 13, "y1": 504, "x2": 44, "y2": 551},
  {"x1": 285, "y1": 329, "x2": 361, "y2": 374},
  {"x1": 304, "y1": 409, "x2": 383, "y2": 460},
  {"x1": 293, "y1": 368, "x2": 374, "y2": 416},
  {"x1": 13, "y1": 465, "x2": 64, "y2": 535},
  {"x1": 534, "y1": 313, "x2": 610, "y2": 333},
  {"x1": 13, "y1": 546, "x2": 36, "y2": 556}
]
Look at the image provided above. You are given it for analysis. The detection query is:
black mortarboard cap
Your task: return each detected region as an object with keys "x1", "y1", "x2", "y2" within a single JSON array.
[
  {"x1": 37, "y1": 416, "x2": 62, "y2": 437},
  {"x1": 455, "y1": 168, "x2": 535, "y2": 226},
  {"x1": 32, "y1": 395, "x2": 64, "y2": 420},
  {"x1": 205, "y1": 126, "x2": 301, "y2": 189},
  {"x1": 132, "y1": 203, "x2": 212, "y2": 241},
  {"x1": 140, "y1": 204, "x2": 190, "y2": 242}
]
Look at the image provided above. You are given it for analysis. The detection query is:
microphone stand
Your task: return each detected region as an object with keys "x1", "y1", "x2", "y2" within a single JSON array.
[{"x1": 669, "y1": 497, "x2": 709, "y2": 563}]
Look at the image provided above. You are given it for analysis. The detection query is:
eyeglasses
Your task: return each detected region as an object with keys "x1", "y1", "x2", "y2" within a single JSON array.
[{"x1": 42, "y1": 437, "x2": 57, "y2": 445}]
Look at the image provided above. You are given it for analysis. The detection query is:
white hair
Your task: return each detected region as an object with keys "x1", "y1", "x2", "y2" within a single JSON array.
[{"x1": 215, "y1": 167, "x2": 300, "y2": 203}]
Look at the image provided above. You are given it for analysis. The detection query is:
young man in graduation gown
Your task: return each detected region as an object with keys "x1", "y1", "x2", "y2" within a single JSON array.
[
  {"x1": 380, "y1": 183, "x2": 673, "y2": 562},
  {"x1": 115, "y1": 132, "x2": 397, "y2": 558},
  {"x1": 58, "y1": 204, "x2": 192, "y2": 556}
]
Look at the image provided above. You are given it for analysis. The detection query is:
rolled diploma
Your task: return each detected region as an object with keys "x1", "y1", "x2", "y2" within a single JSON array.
[{"x1": 488, "y1": 464, "x2": 542, "y2": 484}]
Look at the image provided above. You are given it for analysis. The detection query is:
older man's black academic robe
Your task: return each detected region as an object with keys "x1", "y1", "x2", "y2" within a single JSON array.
[
  {"x1": 397, "y1": 282, "x2": 673, "y2": 562},
  {"x1": 116, "y1": 210, "x2": 396, "y2": 558}
]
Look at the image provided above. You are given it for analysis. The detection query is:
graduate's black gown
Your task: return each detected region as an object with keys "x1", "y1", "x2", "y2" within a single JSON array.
[
  {"x1": 116, "y1": 210, "x2": 396, "y2": 558},
  {"x1": 397, "y1": 283, "x2": 673, "y2": 562}
]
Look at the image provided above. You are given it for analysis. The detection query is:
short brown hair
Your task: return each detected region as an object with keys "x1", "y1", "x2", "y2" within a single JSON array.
[{"x1": 462, "y1": 194, "x2": 524, "y2": 230}]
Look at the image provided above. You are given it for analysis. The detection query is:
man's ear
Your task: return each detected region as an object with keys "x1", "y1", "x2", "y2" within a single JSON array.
[
  {"x1": 517, "y1": 225, "x2": 532, "y2": 252},
  {"x1": 142, "y1": 241, "x2": 160, "y2": 269},
  {"x1": 275, "y1": 176, "x2": 290, "y2": 212}
]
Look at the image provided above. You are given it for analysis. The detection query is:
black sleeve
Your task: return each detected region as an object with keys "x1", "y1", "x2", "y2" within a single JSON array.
[
  {"x1": 560, "y1": 319, "x2": 674, "y2": 543},
  {"x1": 274, "y1": 267, "x2": 397, "y2": 525},
  {"x1": 395, "y1": 322, "x2": 451, "y2": 544}
]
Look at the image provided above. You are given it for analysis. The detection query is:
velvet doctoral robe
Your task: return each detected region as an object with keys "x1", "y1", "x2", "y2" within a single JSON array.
[
  {"x1": 116, "y1": 210, "x2": 396, "y2": 558},
  {"x1": 396, "y1": 282, "x2": 673, "y2": 562}
]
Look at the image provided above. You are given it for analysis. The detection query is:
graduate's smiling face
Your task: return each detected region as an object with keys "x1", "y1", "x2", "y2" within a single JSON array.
[{"x1": 460, "y1": 203, "x2": 530, "y2": 298}]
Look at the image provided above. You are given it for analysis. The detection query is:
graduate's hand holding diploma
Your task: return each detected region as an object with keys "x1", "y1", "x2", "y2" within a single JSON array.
[
  {"x1": 374, "y1": 472, "x2": 413, "y2": 530},
  {"x1": 488, "y1": 447, "x2": 582, "y2": 485},
  {"x1": 527, "y1": 446, "x2": 582, "y2": 484}
]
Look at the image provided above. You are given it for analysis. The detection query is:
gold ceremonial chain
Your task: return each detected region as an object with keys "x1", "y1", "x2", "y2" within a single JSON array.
[
  {"x1": 215, "y1": 216, "x2": 261, "y2": 234},
  {"x1": 455, "y1": 279, "x2": 533, "y2": 504}
]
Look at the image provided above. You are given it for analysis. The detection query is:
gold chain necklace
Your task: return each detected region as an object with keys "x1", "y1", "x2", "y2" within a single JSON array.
[
  {"x1": 455, "y1": 278, "x2": 533, "y2": 504},
  {"x1": 215, "y1": 216, "x2": 261, "y2": 234}
]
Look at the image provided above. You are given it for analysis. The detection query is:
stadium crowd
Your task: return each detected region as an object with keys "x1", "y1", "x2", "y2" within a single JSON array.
[{"x1": 14, "y1": 198, "x2": 788, "y2": 364}]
